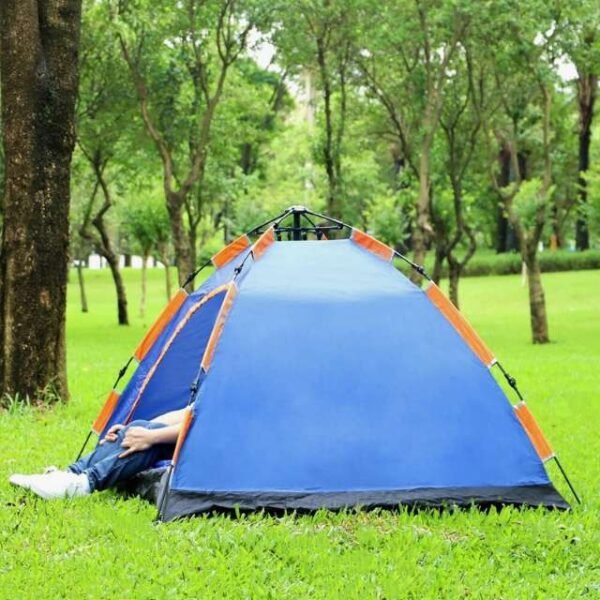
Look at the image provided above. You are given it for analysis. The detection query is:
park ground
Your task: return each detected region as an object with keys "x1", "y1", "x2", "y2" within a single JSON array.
[{"x1": 0, "y1": 267, "x2": 599, "y2": 598}]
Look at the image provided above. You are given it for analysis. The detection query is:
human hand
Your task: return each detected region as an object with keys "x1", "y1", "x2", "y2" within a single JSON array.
[
  {"x1": 118, "y1": 427, "x2": 155, "y2": 458},
  {"x1": 100, "y1": 424, "x2": 125, "y2": 445}
]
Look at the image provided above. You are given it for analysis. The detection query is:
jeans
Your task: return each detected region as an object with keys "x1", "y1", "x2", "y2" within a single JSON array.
[{"x1": 69, "y1": 420, "x2": 174, "y2": 492}]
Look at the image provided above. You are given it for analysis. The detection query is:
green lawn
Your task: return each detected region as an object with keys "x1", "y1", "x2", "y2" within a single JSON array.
[{"x1": 1, "y1": 267, "x2": 599, "y2": 598}]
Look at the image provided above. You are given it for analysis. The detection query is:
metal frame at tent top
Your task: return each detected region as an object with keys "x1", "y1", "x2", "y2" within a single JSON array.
[
  {"x1": 245, "y1": 205, "x2": 430, "y2": 280},
  {"x1": 248, "y1": 205, "x2": 348, "y2": 241}
]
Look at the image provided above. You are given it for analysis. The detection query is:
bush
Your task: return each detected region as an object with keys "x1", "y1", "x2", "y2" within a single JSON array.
[{"x1": 396, "y1": 249, "x2": 600, "y2": 278}]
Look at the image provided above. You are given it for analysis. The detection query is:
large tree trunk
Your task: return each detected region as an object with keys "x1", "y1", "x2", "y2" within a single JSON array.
[
  {"x1": 0, "y1": 0, "x2": 81, "y2": 403},
  {"x1": 575, "y1": 72, "x2": 597, "y2": 251},
  {"x1": 524, "y1": 249, "x2": 549, "y2": 344}
]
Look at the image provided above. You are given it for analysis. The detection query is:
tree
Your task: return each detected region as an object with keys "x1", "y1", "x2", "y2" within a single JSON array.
[
  {"x1": 436, "y1": 31, "x2": 493, "y2": 307},
  {"x1": 75, "y1": 1, "x2": 137, "y2": 325},
  {"x1": 561, "y1": 0, "x2": 600, "y2": 250},
  {"x1": 0, "y1": 0, "x2": 82, "y2": 403},
  {"x1": 274, "y1": 0, "x2": 355, "y2": 219},
  {"x1": 123, "y1": 196, "x2": 172, "y2": 315},
  {"x1": 357, "y1": 0, "x2": 469, "y2": 284},
  {"x1": 487, "y1": 1, "x2": 560, "y2": 343},
  {"x1": 115, "y1": 0, "x2": 265, "y2": 285}
]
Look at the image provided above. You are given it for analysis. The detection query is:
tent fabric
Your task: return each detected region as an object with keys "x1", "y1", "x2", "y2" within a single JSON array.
[
  {"x1": 95, "y1": 235, "x2": 568, "y2": 518},
  {"x1": 100, "y1": 248, "x2": 252, "y2": 437}
]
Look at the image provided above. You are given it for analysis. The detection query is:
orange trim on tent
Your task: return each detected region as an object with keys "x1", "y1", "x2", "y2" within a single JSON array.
[
  {"x1": 514, "y1": 402, "x2": 554, "y2": 462},
  {"x1": 92, "y1": 390, "x2": 120, "y2": 435},
  {"x1": 211, "y1": 234, "x2": 251, "y2": 269},
  {"x1": 124, "y1": 284, "x2": 230, "y2": 424},
  {"x1": 426, "y1": 282, "x2": 496, "y2": 367},
  {"x1": 350, "y1": 228, "x2": 394, "y2": 262},
  {"x1": 253, "y1": 227, "x2": 275, "y2": 260},
  {"x1": 134, "y1": 289, "x2": 188, "y2": 361},
  {"x1": 201, "y1": 283, "x2": 238, "y2": 371},
  {"x1": 171, "y1": 407, "x2": 194, "y2": 466}
]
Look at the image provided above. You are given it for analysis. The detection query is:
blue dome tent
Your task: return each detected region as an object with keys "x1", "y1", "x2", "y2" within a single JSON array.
[{"x1": 78, "y1": 207, "x2": 575, "y2": 520}]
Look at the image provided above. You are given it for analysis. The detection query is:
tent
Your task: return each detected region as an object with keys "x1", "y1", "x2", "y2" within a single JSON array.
[{"x1": 79, "y1": 206, "x2": 574, "y2": 520}]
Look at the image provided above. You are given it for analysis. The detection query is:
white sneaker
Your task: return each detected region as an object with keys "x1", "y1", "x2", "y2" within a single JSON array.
[{"x1": 9, "y1": 471, "x2": 91, "y2": 500}]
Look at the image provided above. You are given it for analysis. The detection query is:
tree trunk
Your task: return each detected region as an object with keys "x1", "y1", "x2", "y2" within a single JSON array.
[
  {"x1": 524, "y1": 250, "x2": 549, "y2": 344},
  {"x1": 431, "y1": 242, "x2": 445, "y2": 285},
  {"x1": 575, "y1": 72, "x2": 597, "y2": 250},
  {"x1": 140, "y1": 252, "x2": 148, "y2": 318},
  {"x1": 495, "y1": 147, "x2": 519, "y2": 253},
  {"x1": 447, "y1": 259, "x2": 460, "y2": 309},
  {"x1": 0, "y1": 0, "x2": 81, "y2": 403},
  {"x1": 77, "y1": 262, "x2": 88, "y2": 313},
  {"x1": 92, "y1": 213, "x2": 128, "y2": 325},
  {"x1": 164, "y1": 263, "x2": 172, "y2": 300},
  {"x1": 167, "y1": 192, "x2": 193, "y2": 287},
  {"x1": 411, "y1": 150, "x2": 433, "y2": 285},
  {"x1": 188, "y1": 223, "x2": 197, "y2": 278},
  {"x1": 106, "y1": 252, "x2": 128, "y2": 325},
  {"x1": 157, "y1": 244, "x2": 172, "y2": 300}
]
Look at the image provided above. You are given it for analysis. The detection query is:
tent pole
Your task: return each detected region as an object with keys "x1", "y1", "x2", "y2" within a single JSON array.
[
  {"x1": 75, "y1": 356, "x2": 134, "y2": 462},
  {"x1": 554, "y1": 457, "x2": 581, "y2": 505},
  {"x1": 292, "y1": 211, "x2": 302, "y2": 240},
  {"x1": 75, "y1": 431, "x2": 93, "y2": 462},
  {"x1": 247, "y1": 207, "x2": 293, "y2": 236},
  {"x1": 182, "y1": 257, "x2": 214, "y2": 291},
  {"x1": 495, "y1": 362, "x2": 580, "y2": 505}
]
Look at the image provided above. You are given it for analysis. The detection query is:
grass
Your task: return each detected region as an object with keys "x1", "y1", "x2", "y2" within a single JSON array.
[{"x1": 1, "y1": 266, "x2": 599, "y2": 599}]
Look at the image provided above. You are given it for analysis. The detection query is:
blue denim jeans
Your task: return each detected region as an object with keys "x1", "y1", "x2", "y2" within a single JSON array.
[{"x1": 69, "y1": 420, "x2": 174, "y2": 492}]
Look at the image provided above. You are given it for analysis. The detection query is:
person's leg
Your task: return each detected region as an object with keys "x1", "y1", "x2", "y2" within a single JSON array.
[
  {"x1": 9, "y1": 420, "x2": 174, "y2": 499},
  {"x1": 70, "y1": 420, "x2": 174, "y2": 492}
]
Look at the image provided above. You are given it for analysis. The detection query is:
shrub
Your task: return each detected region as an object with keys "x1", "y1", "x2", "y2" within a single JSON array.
[{"x1": 396, "y1": 249, "x2": 600, "y2": 279}]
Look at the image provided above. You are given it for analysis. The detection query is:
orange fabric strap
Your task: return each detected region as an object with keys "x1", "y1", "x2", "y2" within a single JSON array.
[
  {"x1": 426, "y1": 282, "x2": 496, "y2": 367},
  {"x1": 211, "y1": 234, "x2": 251, "y2": 269},
  {"x1": 201, "y1": 284, "x2": 238, "y2": 371},
  {"x1": 172, "y1": 408, "x2": 194, "y2": 466},
  {"x1": 253, "y1": 227, "x2": 275, "y2": 261},
  {"x1": 92, "y1": 390, "x2": 120, "y2": 435},
  {"x1": 350, "y1": 229, "x2": 394, "y2": 262},
  {"x1": 134, "y1": 289, "x2": 188, "y2": 361},
  {"x1": 514, "y1": 402, "x2": 554, "y2": 461}
]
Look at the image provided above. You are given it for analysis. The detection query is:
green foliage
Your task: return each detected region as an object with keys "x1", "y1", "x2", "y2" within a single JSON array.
[
  {"x1": 364, "y1": 193, "x2": 410, "y2": 248},
  {"x1": 511, "y1": 178, "x2": 555, "y2": 232},
  {"x1": 122, "y1": 195, "x2": 171, "y2": 258},
  {"x1": 1, "y1": 269, "x2": 598, "y2": 597}
]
